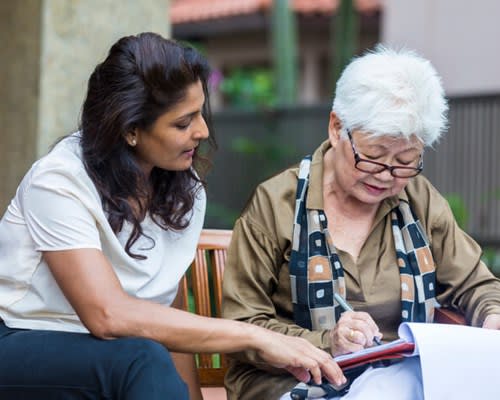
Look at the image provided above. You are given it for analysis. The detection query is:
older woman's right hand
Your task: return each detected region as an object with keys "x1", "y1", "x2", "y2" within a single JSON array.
[
  {"x1": 255, "y1": 328, "x2": 346, "y2": 386},
  {"x1": 330, "y1": 311, "x2": 382, "y2": 356}
]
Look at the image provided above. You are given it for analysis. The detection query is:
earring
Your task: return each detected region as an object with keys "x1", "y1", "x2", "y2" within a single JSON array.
[{"x1": 130, "y1": 138, "x2": 137, "y2": 147}]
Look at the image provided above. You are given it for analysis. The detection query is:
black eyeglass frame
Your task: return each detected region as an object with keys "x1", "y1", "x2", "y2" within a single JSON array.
[{"x1": 346, "y1": 128, "x2": 424, "y2": 178}]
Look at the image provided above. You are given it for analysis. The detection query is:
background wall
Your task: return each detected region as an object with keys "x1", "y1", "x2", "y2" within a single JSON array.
[{"x1": 382, "y1": 0, "x2": 500, "y2": 96}]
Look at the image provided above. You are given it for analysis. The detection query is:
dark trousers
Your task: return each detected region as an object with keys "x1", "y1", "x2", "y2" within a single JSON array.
[{"x1": 0, "y1": 321, "x2": 188, "y2": 399}]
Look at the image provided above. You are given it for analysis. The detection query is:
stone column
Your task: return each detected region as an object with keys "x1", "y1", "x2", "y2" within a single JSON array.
[
  {"x1": 0, "y1": 0, "x2": 170, "y2": 212},
  {"x1": 0, "y1": 1, "x2": 42, "y2": 212}
]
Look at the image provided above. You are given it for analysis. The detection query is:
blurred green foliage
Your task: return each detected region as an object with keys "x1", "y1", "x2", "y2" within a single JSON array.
[
  {"x1": 230, "y1": 136, "x2": 298, "y2": 172},
  {"x1": 444, "y1": 193, "x2": 469, "y2": 230},
  {"x1": 220, "y1": 67, "x2": 276, "y2": 108},
  {"x1": 205, "y1": 203, "x2": 240, "y2": 229},
  {"x1": 445, "y1": 192, "x2": 500, "y2": 277},
  {"x1": 483, "y1": 248, "x2": 500, "y2": 277},
  {"x1": 205, "y1": 134, "x2": 299, "y2": 227}
]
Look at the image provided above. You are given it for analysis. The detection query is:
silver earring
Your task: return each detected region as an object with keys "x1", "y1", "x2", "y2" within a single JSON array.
[{"x1": 130, "y1": 138, "x2": 137, "y2": 146}]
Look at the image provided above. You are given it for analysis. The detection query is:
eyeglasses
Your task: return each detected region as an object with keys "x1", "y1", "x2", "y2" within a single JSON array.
[{"x1": 346, "y1": 129, "x2": 423, "y2": 178}]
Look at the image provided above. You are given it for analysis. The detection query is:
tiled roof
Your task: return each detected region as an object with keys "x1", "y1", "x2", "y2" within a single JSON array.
[
  {"x1": 171, "y1": 0, "x2": 381, "y2": 24},
  {"x1": 293, "y1": 0, "x2": 380, "y2": 14}
]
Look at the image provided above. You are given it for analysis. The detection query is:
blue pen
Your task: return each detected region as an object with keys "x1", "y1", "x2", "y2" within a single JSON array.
[{"x1": 333, "y1": 292, "x2": 382, "y2": 346}]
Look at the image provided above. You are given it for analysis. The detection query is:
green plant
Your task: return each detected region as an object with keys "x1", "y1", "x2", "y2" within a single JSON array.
[
  {"x1": 220, "y1": 67, "x2": 276, "y2": 108},
  {"x1": 205, "y1": 203, "x2": 240, "y2": 229},
  {"x1": 230, "y1": 136, "x2": 298, "y2": 176},
  {"x1": 444, "y1": 193, "x2": 469, "y2": 230},
  {"x1": 444, "y1": 192, "x2": 500, "y2": 277},
  {"x1": 482, "y1": 248, "x2": 500, "y2": 278}
]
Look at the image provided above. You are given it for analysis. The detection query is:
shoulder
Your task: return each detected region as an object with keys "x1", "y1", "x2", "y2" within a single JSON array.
[
  {"x1": 22, "y1": 134, "x2": 89, "y2": 189},
  {"x1": 403, "y1": 175, "x2": 447, "y2": 206},
  {"x1": 242, "y1": 165, "x2": 299, "y2": 220},
  {"x1": 15, "y1": 134, "x2": 100, "y2": 214},
  {"x1": 34, "y1": 134, "x2": 87, "y2": 178},
  {"x1": 234, "y1": 165, "x2": 299, "y2": 252},
  {"x1": 402, "y1": 174, "x2": 452, "y2": 230}
]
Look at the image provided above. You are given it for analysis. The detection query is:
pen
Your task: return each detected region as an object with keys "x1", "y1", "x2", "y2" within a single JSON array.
[{"x1": 333, "y1": 292, "x2": 382, "y2": 346}]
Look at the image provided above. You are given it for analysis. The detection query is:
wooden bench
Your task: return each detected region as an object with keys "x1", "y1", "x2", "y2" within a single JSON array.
[
  {"x1": 180, "y1": 229, "x2": 232, "y2": 400},
  {"x1": 181, "y1": 229, "x2": 465, "y2": 398}
]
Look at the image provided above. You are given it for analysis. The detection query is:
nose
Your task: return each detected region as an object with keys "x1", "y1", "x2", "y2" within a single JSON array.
[
  {"x1": 193, "y1": 114, "x2": 209, "y2": 140},
  {"x1": 374, "y1": 168, "x2": 394, "y2": 181}
]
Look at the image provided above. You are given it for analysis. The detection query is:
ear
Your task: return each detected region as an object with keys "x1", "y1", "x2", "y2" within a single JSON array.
[
  {"x1": 125, "y1": 130, "x2": 138, "y2": 147},
  {"x1": 328, "y1": 111, "x2": 342, "y2": 149}
]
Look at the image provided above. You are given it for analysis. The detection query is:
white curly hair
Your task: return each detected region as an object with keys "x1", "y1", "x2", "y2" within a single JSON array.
[{"x1": 332, "y1": 45, "x2": 448, "y2": 146}]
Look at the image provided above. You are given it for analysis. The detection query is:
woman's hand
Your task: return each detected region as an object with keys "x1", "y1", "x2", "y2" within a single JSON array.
[
  {"x1": 329, "y1": 311, "x2": 382, "y2": 356},
  {"x1": 255, "y1": 329, "x2": 346, "y2": 386},
  {"x1": 482, "y1": 314, "x2": 500, "y2": 329}
]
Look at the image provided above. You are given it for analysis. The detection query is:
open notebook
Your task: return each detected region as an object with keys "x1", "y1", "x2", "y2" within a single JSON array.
[
  {"x1": 334, "y1": 322, "x2": 500, "y2": 399},
  {"x1": 286, "y1": 323, "x2": 500, "y2": 400}
]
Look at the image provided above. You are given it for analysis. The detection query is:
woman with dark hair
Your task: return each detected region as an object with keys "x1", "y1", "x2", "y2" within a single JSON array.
[{"x1": 0, "y1": 33, "x2": 344, "y2": 400}]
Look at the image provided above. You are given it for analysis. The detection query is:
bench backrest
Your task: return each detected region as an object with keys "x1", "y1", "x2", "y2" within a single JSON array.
[{"x1": 180, "y1": 229, "x2": 233, "y2": 387}]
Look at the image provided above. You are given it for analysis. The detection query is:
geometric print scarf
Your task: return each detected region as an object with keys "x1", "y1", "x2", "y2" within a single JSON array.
[{"x1": 289, "y1": 156, "x2": 439, "y2": 331}]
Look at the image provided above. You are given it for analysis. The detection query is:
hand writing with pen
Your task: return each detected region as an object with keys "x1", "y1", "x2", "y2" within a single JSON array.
[{"x1": 330, "y1": 293, "x2": 383, "y2": 357}]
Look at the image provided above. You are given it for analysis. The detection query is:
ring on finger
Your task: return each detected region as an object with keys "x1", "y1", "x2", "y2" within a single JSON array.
[{"x1": 349, "y1": 328, "x2": 355, "y2": 340}]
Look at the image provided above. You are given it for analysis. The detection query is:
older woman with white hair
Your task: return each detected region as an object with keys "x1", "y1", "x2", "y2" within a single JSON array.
[{"x1": 221, "y1": 46, "x2": 500, "y2": 400}]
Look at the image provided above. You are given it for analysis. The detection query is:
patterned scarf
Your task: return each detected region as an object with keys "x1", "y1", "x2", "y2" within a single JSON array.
[{"x1": 289, "y1": 156, "x2": 439, "y2": 330}]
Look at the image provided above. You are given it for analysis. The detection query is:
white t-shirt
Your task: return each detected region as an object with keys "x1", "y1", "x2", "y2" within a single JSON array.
[{"x1": 0, "y1": 134, "x2": 206, "y2": 333}]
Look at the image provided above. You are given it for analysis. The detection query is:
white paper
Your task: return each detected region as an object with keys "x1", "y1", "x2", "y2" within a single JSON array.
[
  {"x1": 399, "y1": 322, "x2": 500, "y2": 399},
  {"x1": 282, "y1": 323, "x2": 500, "y2": 399}
]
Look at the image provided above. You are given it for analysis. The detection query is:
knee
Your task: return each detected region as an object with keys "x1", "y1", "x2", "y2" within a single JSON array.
[
  {"x1": 130, "y1": 338, "x2": 174, "y2": 368},
  {"x1": 116, "y1": 338, "x2": 188, "y2": 399}
]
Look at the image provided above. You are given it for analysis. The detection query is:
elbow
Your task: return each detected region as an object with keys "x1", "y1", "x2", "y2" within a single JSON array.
[{"x1": 82, "y1": 304, "x2": 124, "y2": 339}]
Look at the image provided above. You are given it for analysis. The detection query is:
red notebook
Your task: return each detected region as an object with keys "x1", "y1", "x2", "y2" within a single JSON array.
[{"x1": 334, "y1": 338, "x2": 415, "y2": 370}]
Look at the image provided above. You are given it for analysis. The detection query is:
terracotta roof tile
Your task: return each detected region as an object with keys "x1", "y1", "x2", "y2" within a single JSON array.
[
  {"x1": 171, "y1": 0, "x2": 272, "y2": 24},
  {"x1": 171, "y1": 0, "x2": 381, "y2": 24},
  {"x1": 292, "y1": 0, "x2": 340, "y2": 14}
]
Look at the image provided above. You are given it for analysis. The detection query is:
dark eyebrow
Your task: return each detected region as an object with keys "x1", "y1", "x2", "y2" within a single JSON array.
[{"x1": 173, "y1": 110, "x2": 200, "y2": 123}]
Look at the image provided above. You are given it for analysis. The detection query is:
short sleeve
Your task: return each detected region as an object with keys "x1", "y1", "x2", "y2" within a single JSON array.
[{"x1": 22, "y1": 172, "x2": 101, "y2": 252}]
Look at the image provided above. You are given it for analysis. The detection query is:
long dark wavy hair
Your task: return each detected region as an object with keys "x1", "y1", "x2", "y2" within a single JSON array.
[{"x1": 79, "y1": 32, "x2": 216, "y2": 259}]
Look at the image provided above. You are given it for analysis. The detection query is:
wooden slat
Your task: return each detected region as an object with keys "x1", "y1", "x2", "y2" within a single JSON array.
[
  {"x1": 198, "y1": 368, "x2": 228, "y2": 388},
  {"x1": 197, "y1": 229, "x2": 232, "y2": 249},
  {"x1": 180, "y1": 274, "x2": 189, "y2": 311},
  {"x1": 180, "y1": 229, "x2": 233, "y2": 388}
]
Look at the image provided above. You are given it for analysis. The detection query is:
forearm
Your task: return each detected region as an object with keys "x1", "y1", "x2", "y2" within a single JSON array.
[
  {"x1": 102, "y1": 294, "x2": 263, "y2": 354},
  {"x1": 455, "y1": 277, "x2": 500, "y2": 326},
  {"x1": 247, "y1": 316, "x2": 330, "y2": 351},
  {"x1": 43, "y1": 248, "x2": 262, "y2": 354}
]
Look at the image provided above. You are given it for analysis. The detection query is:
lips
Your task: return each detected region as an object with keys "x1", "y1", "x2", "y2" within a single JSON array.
[
  {"x1": 363, "y1": 182, "x2": 388, "y2": 195},
  {"x1": 182, "y1": 148, "x2": 195, "y2": 158}
]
